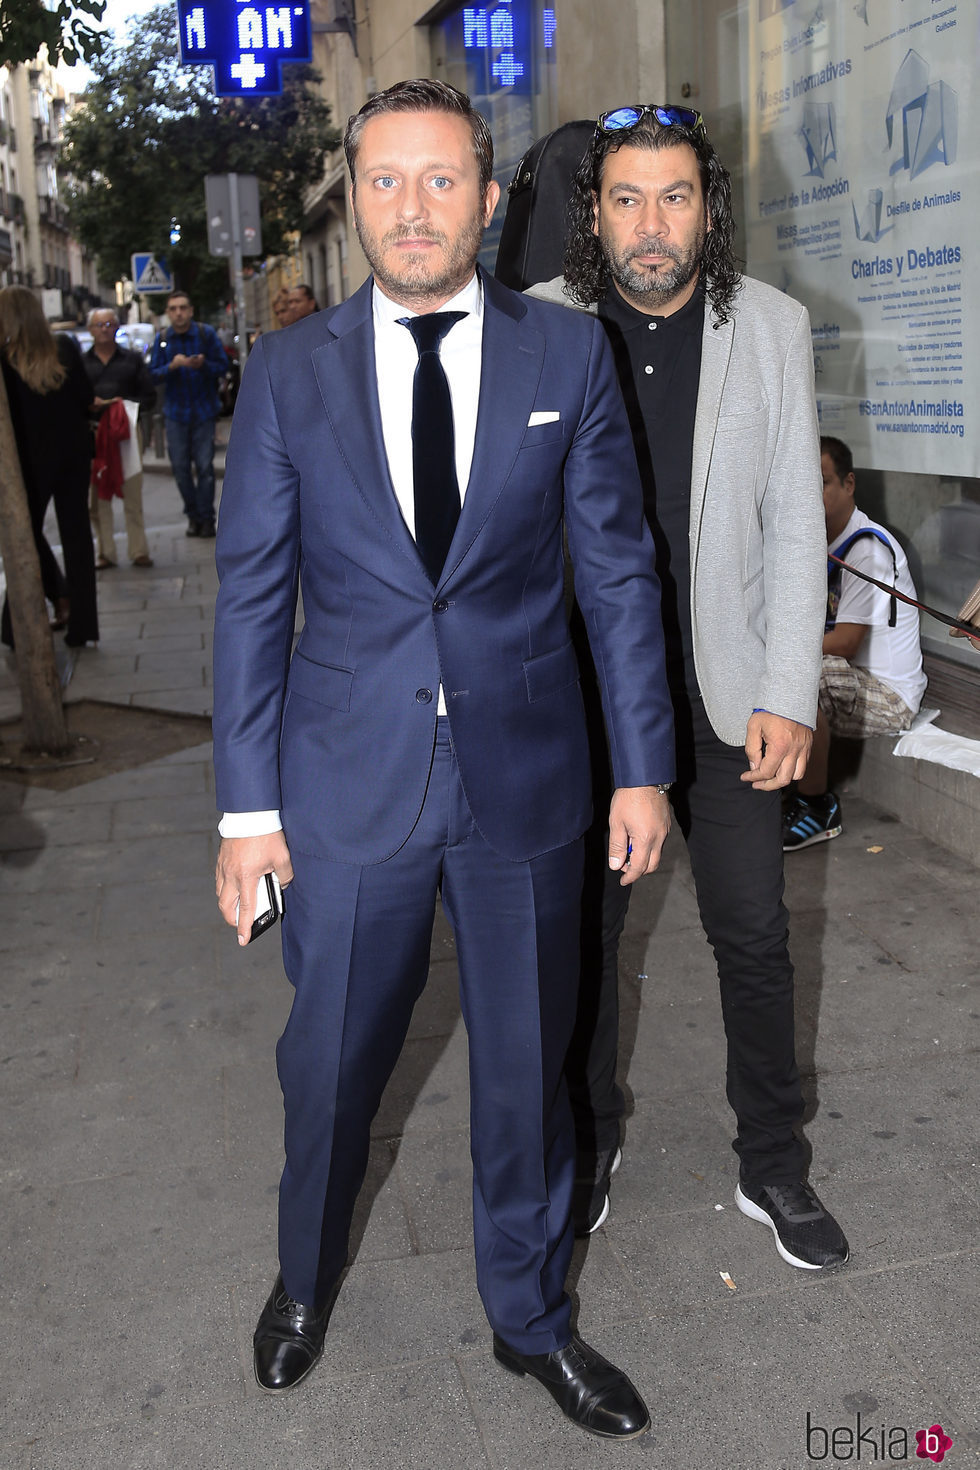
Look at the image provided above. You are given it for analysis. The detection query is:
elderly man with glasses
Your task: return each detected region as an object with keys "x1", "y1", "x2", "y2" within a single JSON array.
[
  {"x1": 83, "y1": 308, "x2": 158, "y2": 568},
  {"x1": 530, "y1": 105, "x2": 850, "y2": 1271}
]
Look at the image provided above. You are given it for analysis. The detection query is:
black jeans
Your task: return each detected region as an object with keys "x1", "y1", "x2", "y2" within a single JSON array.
[
  {"x1": 567, "y1": 687, "x2": 805, "y2": 1186},
  {"x1": 2, "y1": 464, "x2": 98, "y2": 649}
]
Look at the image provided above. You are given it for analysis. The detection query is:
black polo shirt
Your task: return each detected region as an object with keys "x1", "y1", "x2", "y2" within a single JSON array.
[
  {"x1": 597, "y1": 278, "x2": 705, "y2": 693},
  {"x1": 83, "y1": 344, "x2": 156, "y2": 413}
]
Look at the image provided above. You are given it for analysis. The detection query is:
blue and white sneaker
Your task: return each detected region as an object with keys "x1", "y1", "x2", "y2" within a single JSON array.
[{"x1": 782, "y1": 792, "x2": 842, "y2": 851}]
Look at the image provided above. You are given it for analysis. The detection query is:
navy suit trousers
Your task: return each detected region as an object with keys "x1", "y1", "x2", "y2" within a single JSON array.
[{"x1": 277, "y1": 721, "x2": 583, "y2": 1352}]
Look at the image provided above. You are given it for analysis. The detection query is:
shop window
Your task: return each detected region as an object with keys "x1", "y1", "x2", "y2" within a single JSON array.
[{"x1": 432, "y1": 0, "x2": 558, "y2": 266}]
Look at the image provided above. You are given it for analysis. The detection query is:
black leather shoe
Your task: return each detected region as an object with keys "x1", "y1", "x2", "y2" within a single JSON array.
[
  {"x1": 493, "y1": 1332, "x2": 650, "y2": 1439},
  {"x1": 253, "y1": 1273, "x2": 332, "y2": 1393},
  {"x1": 198, "y1": 518, "x2": 216, "y2": 538}
]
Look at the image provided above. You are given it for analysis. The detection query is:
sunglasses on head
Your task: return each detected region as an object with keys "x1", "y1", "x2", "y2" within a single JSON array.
[{"x1": 596, "y1": 104, "x2": 705, "y2": 136}]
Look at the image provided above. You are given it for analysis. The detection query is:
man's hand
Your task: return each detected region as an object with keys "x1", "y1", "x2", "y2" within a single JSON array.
[
  {"x1": 740, "y1": 711, "x2": 812, "y2": 791},
  {"x1": 216, "y1": 833, "x2": 294, "y2": 946},
  {"x1": 607, "y1": 786, "x2": 671, "y2": 886}
]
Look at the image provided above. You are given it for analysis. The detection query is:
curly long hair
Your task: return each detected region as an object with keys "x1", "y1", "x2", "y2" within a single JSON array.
[
  {"x1": 563, "y1": 116, "x2": 742, "y2": 325},
  {"x1": 0, "y1": 285, "x2": 66, "y2": 393}
]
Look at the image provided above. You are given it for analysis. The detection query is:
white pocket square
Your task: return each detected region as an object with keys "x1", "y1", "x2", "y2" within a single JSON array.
[{"x1": 527, "y1": 411, "x2": 560, "y2": 426}]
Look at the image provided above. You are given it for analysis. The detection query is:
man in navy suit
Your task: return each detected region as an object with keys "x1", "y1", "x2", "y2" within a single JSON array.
[{"x1": 213, "y1": 79, "x2": 674, "y2": 1439}]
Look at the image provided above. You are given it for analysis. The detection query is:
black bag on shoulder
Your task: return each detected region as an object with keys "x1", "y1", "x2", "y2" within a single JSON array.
[{"x1": 494, "y1": 120, "x2": 594, "y2": 291}]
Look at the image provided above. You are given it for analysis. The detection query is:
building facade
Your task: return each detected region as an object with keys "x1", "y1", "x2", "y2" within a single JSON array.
[
  {"x1": 0, "y1": 52, "x2": 112, "y2": 319},
  {"x1": 0, "y1": 63, "x2": 31, "y2": 289}
]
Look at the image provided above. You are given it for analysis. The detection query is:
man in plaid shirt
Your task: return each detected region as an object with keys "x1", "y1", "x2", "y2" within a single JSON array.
[{"x1": 150, "y1": 290, "x2": 228, "y2": 538}]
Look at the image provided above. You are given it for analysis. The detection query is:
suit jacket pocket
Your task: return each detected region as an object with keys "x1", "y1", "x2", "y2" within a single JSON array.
[
  {"x1": 287, "y1": 649, "x2": 354, "y2": 712},
  {"x1": 524, "y1": 640, "x2": 579, "y2": 702},
  {"x1": 520, "y1": 419, "x2": 566, "y2": 448}
]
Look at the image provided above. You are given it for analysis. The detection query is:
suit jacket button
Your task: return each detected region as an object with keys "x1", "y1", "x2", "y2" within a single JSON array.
[
  {"x1": 433, "y1": 599, "x2": 449, "y2": 613},
  {"x1": 416, "y1": 688, "x2": 433, "y2": 704}
]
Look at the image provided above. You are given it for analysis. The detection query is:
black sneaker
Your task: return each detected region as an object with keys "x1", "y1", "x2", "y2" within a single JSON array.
[
  {"x1": 186, "y1": 519, "x2": 201, "y2": 538},
  {"x1": 572, "y1": 1144, "x2": 622, "y2": 1236},
  {"x1": 782, "y1": 792, "x2": 842, "y2": 851},
  {"x1": 735, "y1": 1179, "x2": 849, "y2": 1270}
]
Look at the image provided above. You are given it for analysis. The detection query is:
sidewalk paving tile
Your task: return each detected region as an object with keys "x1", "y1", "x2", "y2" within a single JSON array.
[{"x1": 1, "y1": 460, "x2": 978, "y2": 1469}]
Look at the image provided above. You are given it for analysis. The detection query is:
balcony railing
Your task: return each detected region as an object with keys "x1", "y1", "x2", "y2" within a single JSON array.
[{"x1": 38, "y1": 195, "x2": 68, "y2": 229}]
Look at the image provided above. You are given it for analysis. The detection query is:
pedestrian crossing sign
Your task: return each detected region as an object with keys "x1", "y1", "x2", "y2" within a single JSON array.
[{"x1": 131, "y1": 253, "x2": 175, "y2": 294}]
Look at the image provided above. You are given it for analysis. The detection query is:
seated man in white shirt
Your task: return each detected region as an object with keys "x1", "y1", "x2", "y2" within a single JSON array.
[{"x1": 783, "y1": 435, "x2": 926, "y2": 850}]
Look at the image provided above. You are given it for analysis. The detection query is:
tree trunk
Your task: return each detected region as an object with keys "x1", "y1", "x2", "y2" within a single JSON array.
[{"x1": 0, "y1": 366, "x2": 70, "y2": 754}]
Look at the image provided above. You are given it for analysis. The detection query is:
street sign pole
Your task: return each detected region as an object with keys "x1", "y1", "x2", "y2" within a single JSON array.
[
  {"x1": 227, "y1": 172, "x2": 249, "y2": 381},
  {"x1": 206, "y1": 173, "x2": 261, "y2": 373}
]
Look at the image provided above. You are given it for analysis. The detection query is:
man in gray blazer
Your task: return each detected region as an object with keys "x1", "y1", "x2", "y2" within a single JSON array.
[{"x1": 530, "y1": 105, "x2": 849, "y2": 1269}]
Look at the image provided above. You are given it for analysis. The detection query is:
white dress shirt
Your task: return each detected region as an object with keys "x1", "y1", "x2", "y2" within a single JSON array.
[{"x1": 219, "y1": 273, "x2": 485, "y2": 840}]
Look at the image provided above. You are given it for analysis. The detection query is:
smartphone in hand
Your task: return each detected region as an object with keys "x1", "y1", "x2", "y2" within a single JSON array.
[{"x1": 240, "y1": 871, "x2": 283, "y2": 942}]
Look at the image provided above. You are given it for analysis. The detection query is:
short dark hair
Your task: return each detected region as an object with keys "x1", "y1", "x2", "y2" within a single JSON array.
[
  {"x1": 820, "y1": 436, "x2": 854, "y2": 481},
  {"x1": 167, "y1": 290, "x2": 191, "y2": 307},
  {"x1": 564, "y1": 113, "x2": 742, "y2": 325},
  {"x1": 290, "y1": 283, "x2": 317, "y2": 305},
  {"x1": 344, "y1": 78, "x2": 494, "y2": 196}
]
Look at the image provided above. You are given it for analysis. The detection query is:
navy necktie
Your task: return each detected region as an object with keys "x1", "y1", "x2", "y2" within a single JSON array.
[{"x1": 399, "y1": 311, "x2": 467, "y2": 584}]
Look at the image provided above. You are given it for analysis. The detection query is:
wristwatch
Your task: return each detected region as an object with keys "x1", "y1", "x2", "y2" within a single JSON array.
[{"x1": 653, "y1": 783, "x2": 673, "y2": 795}]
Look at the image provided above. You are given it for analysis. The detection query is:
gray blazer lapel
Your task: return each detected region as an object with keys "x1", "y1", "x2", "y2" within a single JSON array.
[{"x1": 690, "y1": 310, "x2": 735, "y2": 551}]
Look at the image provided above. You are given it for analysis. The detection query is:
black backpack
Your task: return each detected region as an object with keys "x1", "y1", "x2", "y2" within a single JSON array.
[{"x1": 494, "y1": 120, "x2": 594, "y2": 291}]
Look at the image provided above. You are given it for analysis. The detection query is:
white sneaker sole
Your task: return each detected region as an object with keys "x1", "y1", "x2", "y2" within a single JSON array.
[
  {"x1": 783, "y1": 823, "x2": 842, "y2": 852},
  {"x1": 734, "y1": 1183, "x2": 824, "y2": 1270},
  {"x1": 582, "y1": 1148, "x2": 623, "y2": 1234},
  {"x1": 586, "y1": 1195, "x2": 610, "y2": 1233}
]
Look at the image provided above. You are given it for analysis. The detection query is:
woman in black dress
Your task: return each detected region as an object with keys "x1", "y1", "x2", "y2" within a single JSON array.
[{"x1": 1, "y1": 285, "x2": 98, "y2": 648}]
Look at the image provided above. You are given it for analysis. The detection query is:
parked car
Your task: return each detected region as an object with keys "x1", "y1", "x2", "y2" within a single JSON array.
[{"x1": 117, "y1": 322, "x2": 156, "y2": 360}]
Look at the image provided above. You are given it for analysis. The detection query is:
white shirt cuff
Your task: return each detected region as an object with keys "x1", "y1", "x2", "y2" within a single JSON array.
[{"x1": 218, "y1": 810, "x2": 283, "y2": 838}]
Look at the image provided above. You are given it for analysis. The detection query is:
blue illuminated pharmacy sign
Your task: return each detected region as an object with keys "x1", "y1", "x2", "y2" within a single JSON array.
[
  {"x1": 462, "y1": 1, "x2": 555, "y2": 92},
  {"x1": 176, "y1": 0, "x2": 312, "y2": 97}
]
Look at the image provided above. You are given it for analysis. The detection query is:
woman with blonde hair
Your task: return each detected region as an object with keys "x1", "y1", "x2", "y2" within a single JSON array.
[{"x1": 1, "y1": 285, "x2": 98, "y2": 647}]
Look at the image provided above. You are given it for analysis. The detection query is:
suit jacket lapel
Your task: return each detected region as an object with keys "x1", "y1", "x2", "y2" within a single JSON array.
[
  {"x1": 690, "y1": 305, "x2": 735, "y2": 552},
  {"x1": 309, "y1": 272, "x2": 544, "y2": 587},
  {"x1": 442, "y1": 272, "x2": 544, "y2": 583},
  {"x1": 310, "y1": 281, "x2": 427, "y2": 575}
]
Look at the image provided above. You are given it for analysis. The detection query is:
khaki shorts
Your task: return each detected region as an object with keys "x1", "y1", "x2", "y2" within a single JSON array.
[{"x1": 818, "y1": 656, "x2": 916, "y2": 739}]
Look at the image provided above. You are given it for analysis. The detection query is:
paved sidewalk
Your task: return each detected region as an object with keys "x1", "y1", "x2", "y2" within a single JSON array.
[{"x1": 1, "y1": 460, "x2": 978, "y2": 1469}]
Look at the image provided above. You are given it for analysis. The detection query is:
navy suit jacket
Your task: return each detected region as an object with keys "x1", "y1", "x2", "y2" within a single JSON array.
[{"x1": 212, "y1": 269, "x2": 674, "y2": 865}]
